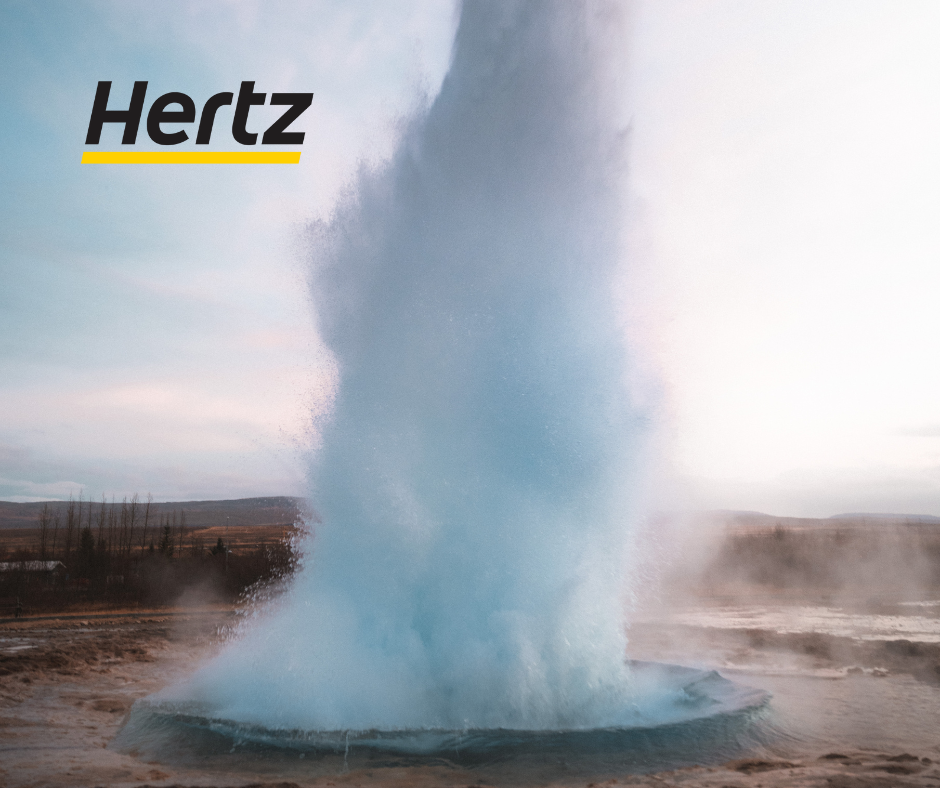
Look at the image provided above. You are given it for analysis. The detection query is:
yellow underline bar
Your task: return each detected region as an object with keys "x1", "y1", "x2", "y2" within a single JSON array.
[{"x1": 81, "y1": 151, "x2": 301, "y2": 164}]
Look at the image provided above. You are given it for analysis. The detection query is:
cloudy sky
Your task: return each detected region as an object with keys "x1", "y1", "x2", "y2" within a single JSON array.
[
  {"x1": 0, "y1": 0, "x2": 457, "y2": 503},
  {"x1": 2, "y1": 1, "x2": 940, "y2": 516},
  {"x1": 627, "y1": 1, "x2": 940, "y2": 516}
]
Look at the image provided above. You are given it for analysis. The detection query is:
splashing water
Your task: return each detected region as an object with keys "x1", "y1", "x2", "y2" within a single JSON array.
[{"x1": 152, "y1": 0, "x2": 690, "y2": 735}]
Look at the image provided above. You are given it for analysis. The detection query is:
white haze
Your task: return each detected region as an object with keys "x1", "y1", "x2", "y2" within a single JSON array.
[{"x1": 628, "y1": 0, "x2": 940, "y2": 516}]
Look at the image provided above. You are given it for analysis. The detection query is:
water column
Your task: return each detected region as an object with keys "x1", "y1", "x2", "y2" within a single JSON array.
[{"x1": 181, "y1": 0, "x2": 646, "y2": 732}]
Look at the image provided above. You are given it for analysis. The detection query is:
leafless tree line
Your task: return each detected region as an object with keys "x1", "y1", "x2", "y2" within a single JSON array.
[
  {"x1": 1, "y1": 493, "x2": 298, "y2": 613},
  {"x1": 35, "y1": 493, "x2": 201, "y2": 568}
]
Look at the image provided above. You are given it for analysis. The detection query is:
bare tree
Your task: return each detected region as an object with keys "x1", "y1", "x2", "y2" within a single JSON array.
[
  {"x1": 177, "y1": 510, "x2": 186, "y2": 556},
  {"x1": 140, "y1": 494, "x2": 153, "y2": 556},
  {"x1": 64, "y1": 495, "x2": 76, "y2": 566},
  {"x1": 51, "y1": 510, "x2": 60, "y2": 561},
  {"x1": 96, "y1": 496, "x2": 107, "y2": 556},
  {"x1": 107, "y1": 498, "x2": 117, "y2": 563},
  {"x1": 126, "y1": 494, "x2": 139, "y2": 562},
  {"x1": 38, "y1": 503, "x2": 51, "y2": 561},
  {"x1": 119, "y1": 498, "x2": 128, "y2": 562}
]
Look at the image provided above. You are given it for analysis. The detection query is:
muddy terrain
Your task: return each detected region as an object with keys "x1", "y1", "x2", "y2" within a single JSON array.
[{"x1": 2, "y1": 602, "x2": 940, "y2": 788}]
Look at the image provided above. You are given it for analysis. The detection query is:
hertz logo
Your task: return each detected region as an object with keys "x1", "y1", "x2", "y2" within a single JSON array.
[{"x1": 82, "y1": 81, "x2": 312, "y2": 164}]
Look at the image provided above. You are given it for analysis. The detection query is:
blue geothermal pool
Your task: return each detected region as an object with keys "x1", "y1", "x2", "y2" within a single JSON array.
[{"x1": 112, "y1": 661, "x2": 770, "y2": 775}]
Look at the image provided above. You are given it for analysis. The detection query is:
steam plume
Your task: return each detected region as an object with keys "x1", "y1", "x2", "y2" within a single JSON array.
[{"x1": 179, "y1": 0, "x2": 649, "y2": 732}]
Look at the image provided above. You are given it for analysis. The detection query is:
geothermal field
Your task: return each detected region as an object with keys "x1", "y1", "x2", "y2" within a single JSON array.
[
  {"x1": 3, "y1": 510, "x2": 940, "y2": 787},
  {"x1": 3, "y1": 1, "x2": 940, "y2": 787}
]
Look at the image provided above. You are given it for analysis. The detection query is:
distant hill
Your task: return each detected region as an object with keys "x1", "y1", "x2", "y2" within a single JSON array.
[
  {"x1": 701, "y1": 510, "x2": 829, "y2": 529},
  {"x1": 0, "y1": 496, "x2": 307, "y2": 530},
  {"x1": 697, "y1": 509, "x2": 940, "y2": 530},
  {"x1": 830, "y1": 512, "x2": 940, "y2": 524},
  {"x1": 657, "y1": 509, "x2": 940, "y2": 532}
]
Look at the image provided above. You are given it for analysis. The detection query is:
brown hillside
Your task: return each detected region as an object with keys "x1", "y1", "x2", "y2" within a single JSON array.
[{"x1": 0, "y1": 496, "x2": 307, "y2": 530}]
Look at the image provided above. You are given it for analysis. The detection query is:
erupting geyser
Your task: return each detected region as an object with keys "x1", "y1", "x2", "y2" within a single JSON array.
[{"x1": 122, "y1": 0, "x2": 767, "y2": 750}]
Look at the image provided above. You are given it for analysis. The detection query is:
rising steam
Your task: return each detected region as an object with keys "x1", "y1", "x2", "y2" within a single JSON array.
[{"x1": 171, "y1": 0, "x2": 655, "y2": 732}]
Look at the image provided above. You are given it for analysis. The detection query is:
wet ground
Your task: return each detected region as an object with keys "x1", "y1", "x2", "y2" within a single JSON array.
[
  {"x1": 1, "y1": 600, "x2": 940, "y2": 787},
  {"x1": 0, "y1": 610, "x2": 234, "y2": 786},
  {"x1": 628, "y1": 597, "x2": 940, "y2": 756}
]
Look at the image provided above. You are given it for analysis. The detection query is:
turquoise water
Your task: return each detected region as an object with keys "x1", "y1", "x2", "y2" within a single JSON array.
[{"x1": 112, "y1": 661, "x2": 771, "y2": 776}]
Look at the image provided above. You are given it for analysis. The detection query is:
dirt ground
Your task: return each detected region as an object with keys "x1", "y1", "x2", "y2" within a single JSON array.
[{"x1": 3, "y1": 609, "x2": 940, "y2": 788}]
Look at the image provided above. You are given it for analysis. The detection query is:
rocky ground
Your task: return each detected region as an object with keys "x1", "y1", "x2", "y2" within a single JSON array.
[
  {"x1": 2, "y1": 609, "x2": 940, "y2": 788},
  {"x1": 0, "y1": 610, "x2": 235, "y2": 787}
]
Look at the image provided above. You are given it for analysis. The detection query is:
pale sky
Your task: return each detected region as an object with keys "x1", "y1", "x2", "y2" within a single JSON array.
[
  {"x1": 628, "y1": 0, "x2": 940, "y2": 516},
  {"x1": 2, "y1": 1, "x2": 940, "y2": 516},
  {"x1": 0, "y1": 0, "x2": 458, "y2": 502}
]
